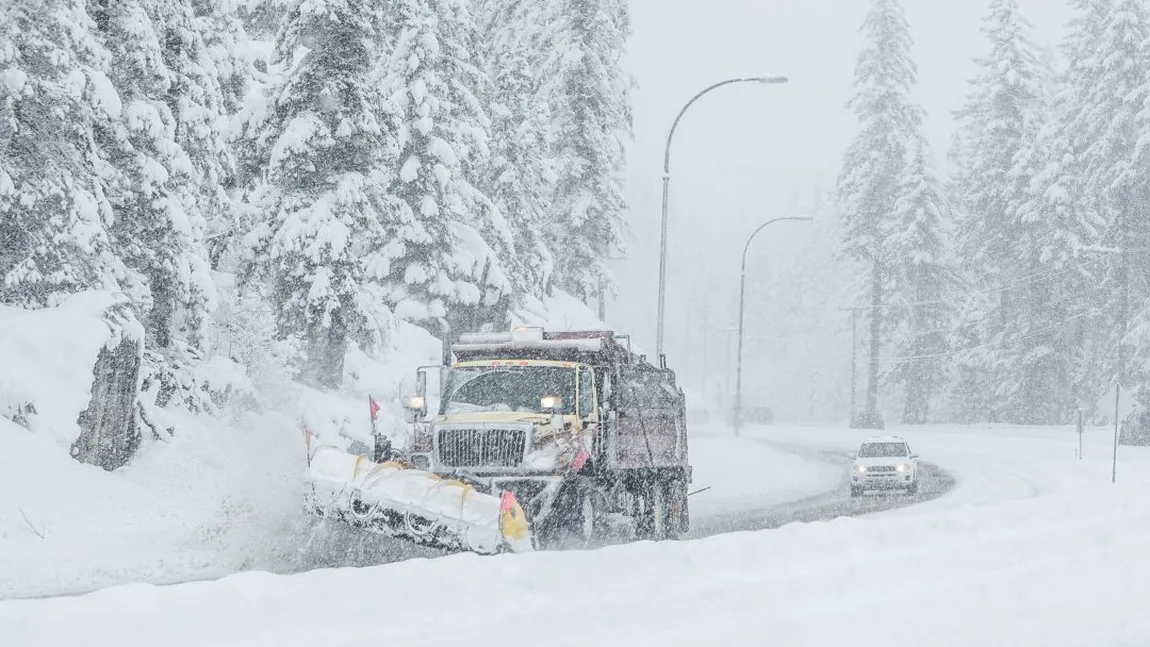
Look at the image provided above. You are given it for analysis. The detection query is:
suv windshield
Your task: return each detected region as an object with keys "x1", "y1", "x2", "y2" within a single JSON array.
[
  {"x1": 858, "y1": 442, "x2": 908, "y2": 458},
  {"x1": 441, "y1": 365, "x2": 577, "y2": 414}
]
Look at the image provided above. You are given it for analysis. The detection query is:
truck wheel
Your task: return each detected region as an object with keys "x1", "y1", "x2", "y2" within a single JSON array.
[
  {"x1": 636, "y1": 479, "x2": 671, "y2": 541},
  {"x1": 540, "y1": 477, "x2": 597, "y2": 550},
  {"x1": 566, "y1": 479, "x2": 598, "y2": 547},
  {"x1": 668, "y1": 477, "x2": 689, "y2": 536}
]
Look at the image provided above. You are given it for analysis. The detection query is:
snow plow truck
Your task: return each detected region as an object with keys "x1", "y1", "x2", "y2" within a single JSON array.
[{"x1": 302, "y1": 326, "x2": 692, "y2": 554}]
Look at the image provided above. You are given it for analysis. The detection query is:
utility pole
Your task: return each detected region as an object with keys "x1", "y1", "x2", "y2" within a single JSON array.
[{"x1": 1114, "y1": 210, "x2": 1130, "y2": 484}]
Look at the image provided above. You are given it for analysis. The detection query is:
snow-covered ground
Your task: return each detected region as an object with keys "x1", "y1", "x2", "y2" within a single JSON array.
[
  {"x1": 5, "y1": 424, "x2": 1150, "y2": 645},
  {"x1": 0, "y1": 420, "x2": 833, "y2": 599},
  {"x1": 0, "y1": 290, "x2": 840, "y2": 600},
  {"x1": 7, "y1": 422, "x2": 1147, "y2": 645}
]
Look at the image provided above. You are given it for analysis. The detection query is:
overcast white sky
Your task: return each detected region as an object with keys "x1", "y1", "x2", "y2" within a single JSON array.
[{"x1": 606, "y1": 0, "x2": 1073, "y2": 413}]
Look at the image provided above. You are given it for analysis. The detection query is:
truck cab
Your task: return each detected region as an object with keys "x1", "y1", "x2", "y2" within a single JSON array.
[{"x1": 399, "y1": 327, "x2": 691, "y2": 548}]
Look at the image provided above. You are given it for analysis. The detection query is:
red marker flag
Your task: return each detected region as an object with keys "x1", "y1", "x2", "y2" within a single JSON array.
[{"x1": 369, "y1": 396, "x2": 381, "y2": 422}]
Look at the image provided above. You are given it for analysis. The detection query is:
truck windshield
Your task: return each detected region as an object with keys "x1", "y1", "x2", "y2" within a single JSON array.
[
  {"x1": 858, "y1": 442, "x2": 908, "y2": 458},
  {"x1": 441, "y1": 366, "x2": 577, "y2": 415}
]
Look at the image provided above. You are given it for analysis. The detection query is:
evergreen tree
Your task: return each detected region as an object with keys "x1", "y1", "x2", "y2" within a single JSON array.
[
  {"x1": 949, "y1": 0, "x2": 1052, "y2": 422},
  {"x1": 239, "y1": 0, "x2": 400, "y2": 387},
  {"x1": 885, "y1": 138, "x2": 955, "y2": 424},
  {"x1": 91, "y1": 0, "x2": 219, "y2": 349},
  {"x1": 835, "y1": 0, "x2": 921, "y2": 419},
  {"x1": 953, "y1": 0, "x2": 1040, "y2": 286},
  {"x1": 541, "y1": 0, "x2": 631, "y2": 303},
  {"x1": 378, "y1": 0, "x2": 511, "y2": 328},
  {"x1": 0, "y1": 0, "x2": 126, "y2": 306},
  {"x1": 1079, "y1": 0, "x2": 1150, "y2": 398},
  {"x1": 474, "y1": 0, "x2": 556, "y2": 298}
]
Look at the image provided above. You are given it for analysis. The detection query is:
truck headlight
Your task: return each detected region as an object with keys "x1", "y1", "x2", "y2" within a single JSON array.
[
  {"x1": 896, "y1": 463, "x2": 909, "y2": 472},
  {"x1": 853, "y1": 463, "x2": 866, "y2": 473}
]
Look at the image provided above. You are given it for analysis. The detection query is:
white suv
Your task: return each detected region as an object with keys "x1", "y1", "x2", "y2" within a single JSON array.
[{"x1": 849, "y1": 435, "x2": 920, "y2": 497}]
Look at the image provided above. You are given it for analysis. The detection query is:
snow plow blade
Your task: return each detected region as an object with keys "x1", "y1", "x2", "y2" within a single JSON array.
[{"x1": 301, "y1": 432, "x2": 533, "y2": 555}]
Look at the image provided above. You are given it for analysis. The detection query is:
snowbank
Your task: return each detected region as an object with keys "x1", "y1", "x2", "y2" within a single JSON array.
[
  {"x1": 0, "y1": 287, "x2": 654, "y2": 600},
  {"x1": 5, "y1": 472, "x2": 1150, "y2": 646},
  {"x1": 0, "y1": 290, "x2": 445, "y2": 599},
  {"x1": 0, "y1": 291, "x2": 137, "y2": 448}
]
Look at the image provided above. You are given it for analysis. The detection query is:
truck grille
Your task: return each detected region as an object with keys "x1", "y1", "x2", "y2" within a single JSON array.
[
  {"x1": 436, "y1": 428, "x2": 526, "y2": 468},
  {"x1": 867, "y1": 465, "x2": 897, "y2": 473}
]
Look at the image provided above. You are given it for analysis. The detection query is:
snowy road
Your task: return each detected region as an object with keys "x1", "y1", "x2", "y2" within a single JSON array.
[{"x1": 687, "y1": 449, "x2": 954, "y2": 538}]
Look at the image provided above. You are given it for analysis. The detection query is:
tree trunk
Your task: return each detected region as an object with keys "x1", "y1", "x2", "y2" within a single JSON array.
[
  {"x1": 71, "y1": 319, "x2": 142, "y2": 471},
  {"x1": 865, "y1": 257, "x2": 883, "y2": 415}
]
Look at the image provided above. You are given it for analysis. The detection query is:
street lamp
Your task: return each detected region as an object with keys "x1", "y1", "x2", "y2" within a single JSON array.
[
  {"x1": 655, "y1": 74, "x2": 790, "y2": 360},
  {"x1": 734, "y1": 216, "x2": 813, "y2": 435}
]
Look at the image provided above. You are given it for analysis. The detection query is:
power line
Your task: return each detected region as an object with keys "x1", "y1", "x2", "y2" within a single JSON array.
[
  {"x1": 844, "y1": 255, "x2": 1107, "y2": 313},
  {"x1": 873, "y1": 311, "x2": 1090, "y2": 366}
]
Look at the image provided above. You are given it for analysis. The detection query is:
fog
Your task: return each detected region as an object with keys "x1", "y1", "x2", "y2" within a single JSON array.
[{"x1": 609, "y1": 0, "x2": 1072, "y2": 421}]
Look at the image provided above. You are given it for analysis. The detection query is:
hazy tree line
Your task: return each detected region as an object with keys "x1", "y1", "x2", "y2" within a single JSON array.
[
  {"x1": 0, "y1": 0, "x2": 631, "y2": 394},
  {"x1": 838, "y1": 0, "x2": 1150, "y2": 427}
]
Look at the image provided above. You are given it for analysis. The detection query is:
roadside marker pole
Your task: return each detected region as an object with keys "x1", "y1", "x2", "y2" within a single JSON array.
[
  {"x1": 1112, "y1": 384, "x2": 1120, "y2": 484},
  {"x1": 1077, "y1": 408, "x2": 1083, "y2": 460}
]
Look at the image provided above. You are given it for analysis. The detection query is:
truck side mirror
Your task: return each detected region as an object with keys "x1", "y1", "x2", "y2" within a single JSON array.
[
  {"x1": 416, "y1": 371, "x2": 427, "y2": 398},
  {"x1": 403, "y1": 395, "x2": 427, "y2": 423},
  {"x1": 848, "y1": 452, "x2": 857, "y2": 460}
]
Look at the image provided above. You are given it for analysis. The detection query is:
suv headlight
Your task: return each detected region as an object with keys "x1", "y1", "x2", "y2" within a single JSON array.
[
  {"x1": 896, "y1": 463, "x2": 910, "y2": 472},
  {"x1": 853, "y1": 463, "x2": 866, "y2": 473}
]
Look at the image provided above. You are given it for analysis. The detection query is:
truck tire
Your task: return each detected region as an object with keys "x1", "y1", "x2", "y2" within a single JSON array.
[
  {"x1": 668, "y1": 476, "x2": 689, "y2": 536},
  {"x1": 539, "y1": 477, "x2": 598, "y2": 550},
  {"x1": 636, "y1": 477, "x2": 674, "y2": 541}
]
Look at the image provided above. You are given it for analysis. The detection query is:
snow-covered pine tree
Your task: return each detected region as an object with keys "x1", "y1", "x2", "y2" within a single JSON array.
[
  {"x1": 540, "y1": 0, "x2": 631, "y2": 304},
  {"x1": 835, "y1": 0, "x2": 921, "y2": 419},
  {"x1": 91, "y1": 0, "x2": 224, "y2": 350},
  {"x1": 948, "y1": 0, "x2": 1049, "y2": 422},
  {"x1": 473, "y1": 0, "x2": 555, "y2": 298},
  {"x1": 190, "y1": 0, "x2": 250, "y2": 116},
  {"x1": 1077, "y1": 0, "x2": 1150, "y2": 401},
  {"x1": 239, "y1": 0, "x2": 400, "y2": 388},
  {"x1": 953, "y1": 0, "x2": 1041, "y2": 280},
  {"x1": 377, "y1": 0, "x2": 511, "y2": 331},
  {"x1": 0, "y1": 0, "x2": 126, "y2": 306},
  {"x1": 182, "y1": 1, "x2": 252, "y2": 271},
  {"x1": 885, "y1": 138, "x2": 956, "y2": 424}
]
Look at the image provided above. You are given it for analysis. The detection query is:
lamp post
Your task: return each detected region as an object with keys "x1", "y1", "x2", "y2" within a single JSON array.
[
  {"x1": 734, "y1": 216, "x2": 813, "y2": 435},
  {"x1": 655, "y1": 74, "x2": 790, "y2": 360}
]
